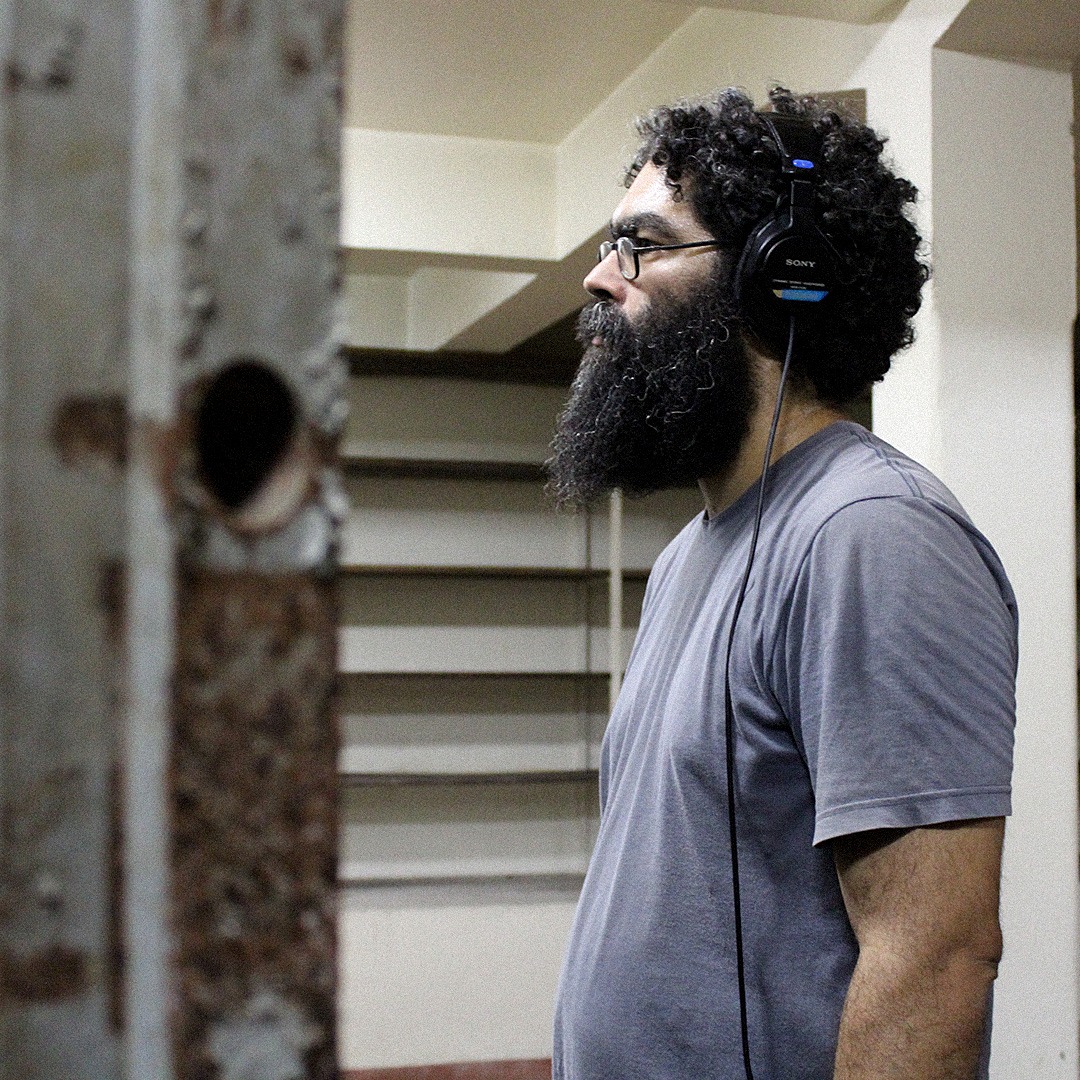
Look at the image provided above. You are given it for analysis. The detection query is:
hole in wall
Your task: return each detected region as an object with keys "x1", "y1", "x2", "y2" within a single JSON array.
[{"x1": 195, "y1": 359, "x2": 299, "y2": 511}]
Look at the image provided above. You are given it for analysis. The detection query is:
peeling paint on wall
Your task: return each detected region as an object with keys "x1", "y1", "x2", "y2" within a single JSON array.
[
  {"x1": 0, "y1": 943, "x2": 88, "y2": 1004},
  {"x1": 171, "y1": 573, "x2": 338, "y2": 1080},
  {"x1": 0, "y1": 766, "x2": 91, "y2": 1006},
  {"x1": 1, "y1": 0, "x2": 133, "y2": 1068},
  {"x1": 51, "y1": 394, "x2": 129, "y2": 470},
  {"x1": 164, "y1": 14, "x2": 347, "y2": 1072},
  {"x1": 208, "y1": 987, "x2": 322, "y2": 1080},
  {"x1": 3, "y1": 0, "x2": 345, "y2": 1075},
  {"x1": 4, "y1": 18, "x2": 82, "y2": 92},
  {"x1": 171, "y1": 353, "x2": 347, "y2": 575}
]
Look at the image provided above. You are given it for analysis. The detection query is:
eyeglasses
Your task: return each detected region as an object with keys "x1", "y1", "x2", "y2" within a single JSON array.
[{"x1": 597, "y1": 235, "x2": 720, "y2": 281}]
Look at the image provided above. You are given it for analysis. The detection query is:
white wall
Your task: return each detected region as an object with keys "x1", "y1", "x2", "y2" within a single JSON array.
[
  {"x1": 929, "y1": 46, "x2": 1079, "y2": 1077},
  {"x1": 337, "y1": 1, "x2": 1080, "y2": 1070},
  {"x1": 341, "y1": 129, "x2": 556, "y2": 260},
  {"x1": 855, "y1": 0, "x2": 970, "y2": 473},
  {"x1": 852, "y1": 23, "x2": 1080, "y2": 1072},
  {"x1": 340, "y1": 892, "x2": 576, "y2": 1068}
]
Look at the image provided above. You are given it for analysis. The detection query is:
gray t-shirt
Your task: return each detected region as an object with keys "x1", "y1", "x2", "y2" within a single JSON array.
[{"x1": 553, "y1": 421, "x2": 1017, "y2": 1080}]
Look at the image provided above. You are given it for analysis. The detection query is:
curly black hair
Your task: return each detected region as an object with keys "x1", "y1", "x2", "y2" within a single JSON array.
[{"x1": 627, "y1": 86, "x2": 929, "y2": 406}]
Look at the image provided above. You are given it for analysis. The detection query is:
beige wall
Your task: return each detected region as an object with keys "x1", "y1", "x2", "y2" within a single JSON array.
[
  {"x1": 338, "y1": 1, "x2": 1080, "y2": 1071},
  {"x1": 339, "y1": 894, "x2": 576, "y2": 1068},
  {"x1": 929, "y1": 46, "x2": 1078, "y2": 1075}
]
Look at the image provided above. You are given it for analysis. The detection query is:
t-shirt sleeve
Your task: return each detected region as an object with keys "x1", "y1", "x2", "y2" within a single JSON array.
[{"x1": 774, "y1": 495, "x2": 1018, "y2": 846}]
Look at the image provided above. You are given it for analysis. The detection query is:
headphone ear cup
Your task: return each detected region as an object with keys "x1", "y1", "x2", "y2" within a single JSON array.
[
  {"x1": 734, "y1": 211, "x2": 837, "y2": 355},
  {"x1": 734, "y1": 212, "x2": 787, "y2": 349}
]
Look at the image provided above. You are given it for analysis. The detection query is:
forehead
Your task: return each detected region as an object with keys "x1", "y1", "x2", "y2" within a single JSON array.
[{"x1": 611, "y1": 161, "x2": 704, "y2": 236}]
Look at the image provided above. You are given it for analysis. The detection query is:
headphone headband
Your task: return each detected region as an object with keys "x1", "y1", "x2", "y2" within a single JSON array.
[
  {"x1": 733, "y1": 111, "x2": 838, "y2": 354},
  {"x1": 759, "y1": 112, "x2": 823, "y2": 172}
]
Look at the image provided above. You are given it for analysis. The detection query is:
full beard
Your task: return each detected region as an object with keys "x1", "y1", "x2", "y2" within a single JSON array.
[{"x1": 546, "y1": 273, "x2": 756, "y2": 508}]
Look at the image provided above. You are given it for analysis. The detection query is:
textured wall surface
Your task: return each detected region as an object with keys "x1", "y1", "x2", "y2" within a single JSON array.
[
  {"x1": 0, "y1": 2, "x2": 132, "y2": 1077},
  {"x1": 172, "y1": 574, "x2": 338, "y2": 1080},
  {"x1": 2, "y1": 2, "x2": 346, "y2": 1078},
  {"x1": 166, "y1": 2, "x2": 346, "y2": 1078}
]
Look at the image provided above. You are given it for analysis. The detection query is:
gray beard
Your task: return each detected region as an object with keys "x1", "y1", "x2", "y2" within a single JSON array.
[{"x1": 546, "y1": 277, "x2": 756, "y2": 508}]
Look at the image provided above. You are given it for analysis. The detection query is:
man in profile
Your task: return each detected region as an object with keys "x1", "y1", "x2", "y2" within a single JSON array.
[{"x1": 547, "y1": 87, "x2": 1016, "y2": 1080}]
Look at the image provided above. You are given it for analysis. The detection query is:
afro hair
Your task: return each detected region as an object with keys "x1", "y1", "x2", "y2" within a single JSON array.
[{"x1": 627, "y1": 86, "x2": 930, "y2": 406}]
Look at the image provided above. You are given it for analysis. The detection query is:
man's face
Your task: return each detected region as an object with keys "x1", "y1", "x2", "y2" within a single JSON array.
[
  {"x1": 547, "y1": 163, "x2": 757, "y2": 507},
  {"x1": 580, "y1": 162, "x2": 719, "y2": 323}
]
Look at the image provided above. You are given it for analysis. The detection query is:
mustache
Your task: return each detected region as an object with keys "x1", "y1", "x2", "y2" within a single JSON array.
[
  {"x1": 574, "y1": 301, "x2": 627, "y2": 346},
  {"x1": 575, "y1": 298, "x2": 735, "y2": 354}
]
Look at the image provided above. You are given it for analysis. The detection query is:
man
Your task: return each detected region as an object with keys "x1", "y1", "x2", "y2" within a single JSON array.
[{"x1": 547, "y1": 87, "x2": 1016, "y2": 1080}]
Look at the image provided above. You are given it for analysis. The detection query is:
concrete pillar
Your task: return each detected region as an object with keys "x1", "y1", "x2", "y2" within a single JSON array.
[
  {"x1": 0, "y1": 2, "x2": 132, "y2": 1076},
  {"x1": 2, "y1": 3, "x2": 347, "y2": 1079}
]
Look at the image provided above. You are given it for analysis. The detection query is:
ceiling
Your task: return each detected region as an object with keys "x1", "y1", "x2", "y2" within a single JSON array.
[
  {"x1": 343, "y1": 0, "x2": 903, "y2": 144},
  {"x1": 343, "y1": 0, "x2": 691, "y2": 142},
  {"x1": 341, "y1": 0, "x2": 1078, "y2": 370},
  {"x1": 937, "y1": 0, "x2": 1080, "y2": 66}
]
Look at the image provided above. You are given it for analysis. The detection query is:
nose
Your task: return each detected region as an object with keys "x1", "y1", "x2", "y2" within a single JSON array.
[{"x1": 583, "y1": 247, "x2": 627, "y2": 303}]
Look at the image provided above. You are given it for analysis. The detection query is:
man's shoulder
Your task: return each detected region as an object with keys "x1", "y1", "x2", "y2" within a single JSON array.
[
  {"x1": 777, "y1": 424, "x2": 1017, "y2": 621},
  {"x1": 646, "y1": 422, "x2": 999, "y2": 601},
  {"x1": 782, "y1": 421, "x2": 966, "y2": 524},
  {"x1": 761, "y1": 422, "x2": 1015, "y2": 604}
]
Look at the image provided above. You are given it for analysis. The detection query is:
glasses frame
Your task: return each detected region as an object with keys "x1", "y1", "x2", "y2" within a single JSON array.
[{"x1": 597, "y1": 235, "x2": 720, "y2": 281}]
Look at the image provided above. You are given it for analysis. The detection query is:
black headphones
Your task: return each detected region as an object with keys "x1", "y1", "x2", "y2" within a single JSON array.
[{"x1": 734, "y1": 112, "x2": 838, "y2": 355}]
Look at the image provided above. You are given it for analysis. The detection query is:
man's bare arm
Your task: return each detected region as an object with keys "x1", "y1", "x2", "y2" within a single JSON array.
[{"x1": 833, "y1": 818, "x2": 1005, "y2": 1079}]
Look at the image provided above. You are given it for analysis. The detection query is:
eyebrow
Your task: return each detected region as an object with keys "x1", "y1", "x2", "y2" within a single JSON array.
[{"x1": 608, "y1": 211, "x2": 680, "y2": 243}]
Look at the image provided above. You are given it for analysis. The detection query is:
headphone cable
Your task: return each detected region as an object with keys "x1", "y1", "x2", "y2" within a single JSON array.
[{"x1": 724, "y1": 313, "x2": 797, "y2": 1080}]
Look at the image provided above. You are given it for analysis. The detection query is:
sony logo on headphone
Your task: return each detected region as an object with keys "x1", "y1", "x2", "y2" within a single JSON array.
[{"x1": 786, "y1": 258, "x2": 816, "y2": 267}]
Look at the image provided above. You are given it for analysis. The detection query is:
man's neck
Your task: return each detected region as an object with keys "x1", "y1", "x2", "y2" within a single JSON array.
[{"x1": 698, "y1": 354, "x2": 846, "y2": 519}]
